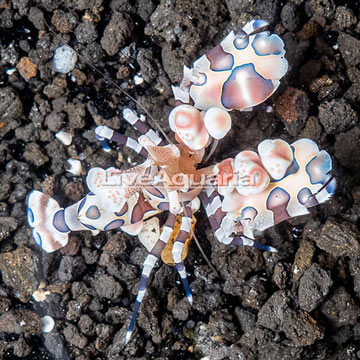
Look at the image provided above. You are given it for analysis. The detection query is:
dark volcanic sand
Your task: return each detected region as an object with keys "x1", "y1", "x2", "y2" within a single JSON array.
[{"x1": 1, "y1": 0, "x2": 360, "y2": 359}]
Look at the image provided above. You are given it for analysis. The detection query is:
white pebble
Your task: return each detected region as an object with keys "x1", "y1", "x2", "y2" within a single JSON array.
[
  {"x1": 42, "y1": 316, "x2": 55, "y2": 333},
  {"x1": 134, "y1": 74, "x2": 144, "y2": 85},
  {"x1": 55, "y1": 130, "x2": 73, "y2": 146},
  {"x1": 53, "y1": 45, "x2": 78, "y2": 73},
  {"x1": 67, "y1": 159, "x2": 82, "y2": 176},
  {"x1": 6, "y1": 68, "x2": 16, "y2": 75},
  {"x1": 32, "y1": 288, "x2": 50, "y2": 302}
]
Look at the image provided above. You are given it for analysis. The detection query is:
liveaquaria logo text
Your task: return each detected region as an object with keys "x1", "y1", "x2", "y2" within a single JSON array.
[{"x1": 100, "y1": 169, "x2": 258, "y2": 190}]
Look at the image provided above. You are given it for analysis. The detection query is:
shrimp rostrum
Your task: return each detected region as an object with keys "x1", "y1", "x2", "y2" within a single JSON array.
[{"x1": 27, "y1": 20, "x2": 336, "y2": 343}]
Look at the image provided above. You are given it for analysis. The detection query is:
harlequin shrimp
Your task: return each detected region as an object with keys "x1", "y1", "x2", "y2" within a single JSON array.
[
  {"x1": 26, "y1": 19, "x2": 336, "y2": 343},
  {"x1": 201, "y1": 138, "x2": 336, "y2": 248}
]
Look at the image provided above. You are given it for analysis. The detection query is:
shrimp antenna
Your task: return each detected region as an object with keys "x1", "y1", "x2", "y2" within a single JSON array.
[
  {"x1": 43, "y1": 19, "x2": 174, "y2": 145},
  {"x1": 193, "y1": 232, "x2": 220, "y2": 276}
]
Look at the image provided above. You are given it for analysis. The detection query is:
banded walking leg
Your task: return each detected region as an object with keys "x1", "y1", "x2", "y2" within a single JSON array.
[
  {"x1": 172, "y1": 21, "x2": 271, "y2": 106},
  {"x1": 172, "y1": 205, "x2": 193, "y2": 304},
  {"x1": 126, "y1": 212, "x2": 177, "y2": 343},
  {"x1": 95, "y1": 125, "x2": 148, "y2": 157},
  {"x1": 199, "y1": 187, "x2": 233, "y2": 244},
  {"x1": 199, "y1": 187, "x2": 277, "y2": 252},
  {"x1": 123, "y1": 108, "x2": 167, "y2": 146}
]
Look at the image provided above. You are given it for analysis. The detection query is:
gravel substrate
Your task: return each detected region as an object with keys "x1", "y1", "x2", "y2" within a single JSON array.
[{"x1": 1, "y1": 0, "x2": 360, "y2": 359}]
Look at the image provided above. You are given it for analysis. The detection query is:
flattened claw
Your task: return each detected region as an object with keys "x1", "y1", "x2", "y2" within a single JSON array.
[
  {"x1": 186, "y1": 19, "x2": 288, "y2": 111},
  {"x1": 27, "y1": 190, "x2": 69, "y2": 253}
]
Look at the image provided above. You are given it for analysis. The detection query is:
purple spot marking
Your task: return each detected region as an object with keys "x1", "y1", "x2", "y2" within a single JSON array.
[
  {"x1": 78, "y1": 197, "x2": 87, "y2": 213},
  {"x1": 234, "y1": 35, "x2": 249, "y2": 50},
  {"x1": 221, "y1": 63, "x2": 274, "y2": 109},
  {"x1": 305, "y1": 151, "x2": 332, "y2": 185},
  {"x1": 297, "y1": 187, "x2": 318, "y2": 208},
  {"x1": 252, "y1": 19, "x2": 269, "y2": 31},
  {"x1": 80, "y1": 222, "x2": 97, "y2": 231},
  {"x1": 252, "y1": 33, "x2": 283, "y2": 56},
  {"x1": 240, "y1": 206, "x2": 258, "y2": 221},
  {"x1": 104, "y1": 219, "x2": 125, "y2": 230},
  {"x1": 86, "y1": 205, "x2": 101, "y2": 220},
  {"x1": 207, "y1": 44, "x2": 234, "y2": 72},
  {"x1": 158, "y1": 202, "x2": 169, "y2": 211},
  {"x1": 35, "y1": 232, "x2": 42, "y2": 247},
  {"x1": 27, "y1": 208, "x2": 34, "y2": 225},
  {"x1": 266, "y1": 187, "x2": 291, "y2": 225},
  {"x1": 53, "y1": 209, "x2": 70, "y2": 233},
  {"x1": 114, "y1": 202, "x2": 128, "y2": 217},
  {"x1": 325, "y1": 177, "x2": 336, "y2": 195}
]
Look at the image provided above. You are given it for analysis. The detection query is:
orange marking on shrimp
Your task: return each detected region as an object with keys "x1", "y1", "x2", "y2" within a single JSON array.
[{"x1": 216, "y1": 158, "x2": 234, "y2": 186}]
